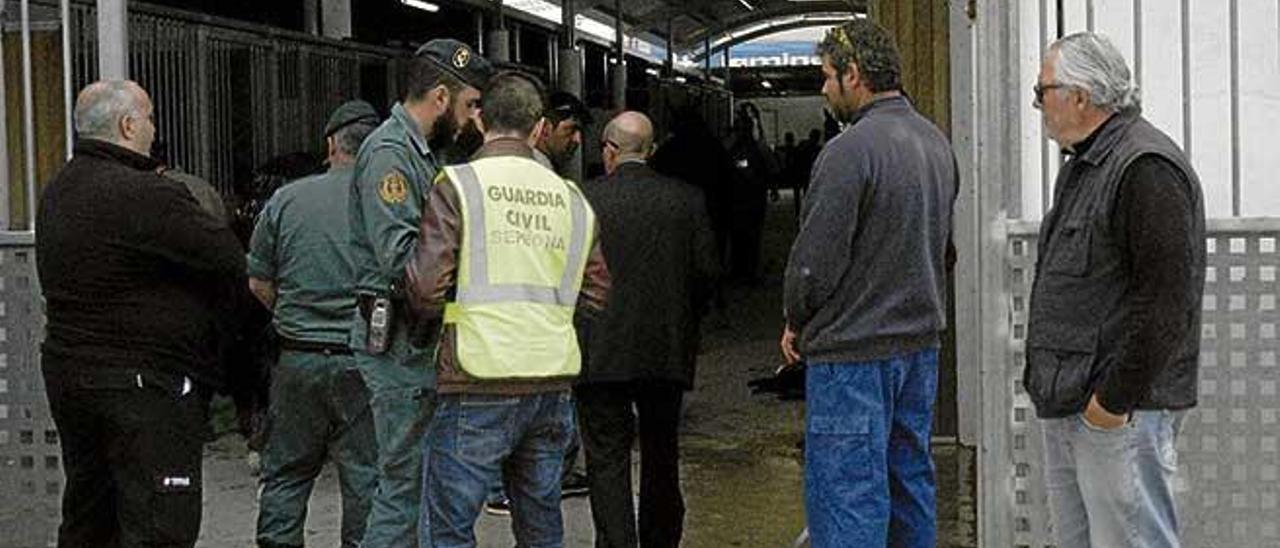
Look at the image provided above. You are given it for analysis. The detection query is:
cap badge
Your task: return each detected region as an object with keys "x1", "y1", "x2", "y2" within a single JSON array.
[{"x1": 452, "y1": 47, "x2": 471, "y2": 69}]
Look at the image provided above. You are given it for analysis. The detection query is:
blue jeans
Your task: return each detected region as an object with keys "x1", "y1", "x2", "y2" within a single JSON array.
[
  {"x1": 805, "y1": 349, "x2": 938, "y2": 548},
  {"x1": 1041, "y1": 410, "x2": 1186, "y2": 548},
  {"x1": 422, "y1": 391, "x2": 575, "y2": 548},
  {"x1": 487, "y1": 403, "x2": 582, "y2": 505}
]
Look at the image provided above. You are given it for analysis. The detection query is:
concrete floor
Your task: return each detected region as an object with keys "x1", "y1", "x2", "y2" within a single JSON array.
[{"x1": 195, "y1": 193, "x2": 977, "y2": 547}]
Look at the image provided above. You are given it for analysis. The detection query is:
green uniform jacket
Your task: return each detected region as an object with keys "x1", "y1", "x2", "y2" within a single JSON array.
[
  {"x1": 348, "y1": 102, "x2": 440, "y2": 300},
  {"x1": 248, "y1": 166, "x2": 358, "y2": 345}
]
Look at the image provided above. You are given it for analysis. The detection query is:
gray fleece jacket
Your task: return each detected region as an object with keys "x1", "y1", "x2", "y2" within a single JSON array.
[{"x1": 784, "y1": 95, "x2": 957, "y2": 363}]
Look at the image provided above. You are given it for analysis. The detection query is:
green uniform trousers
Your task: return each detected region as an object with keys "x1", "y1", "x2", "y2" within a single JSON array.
[
  {"x1": 256, "y1": 349, "x2": 376, "y2": 548},
  {"x1": 352, "y1": 319, "x2": 436, "y2": 548}
]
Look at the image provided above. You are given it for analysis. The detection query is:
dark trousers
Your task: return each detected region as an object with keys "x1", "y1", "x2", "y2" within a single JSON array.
[
  {"x1": 42, "y1": 366, "x2": 208, "y2": 548},
  {"x1": 575, "y1": 381, "x2": 685, "y2": 548}
]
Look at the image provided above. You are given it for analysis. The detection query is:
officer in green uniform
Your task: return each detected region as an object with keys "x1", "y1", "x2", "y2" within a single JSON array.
[
  {"x1": 247, "y1": 100, "x2": 382, "y2": 548},
  {"x1": 346, "y1": 39, "x2": 493, "y2": 548}
]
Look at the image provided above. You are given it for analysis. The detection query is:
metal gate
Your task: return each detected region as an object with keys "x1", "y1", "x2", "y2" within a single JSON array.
[
  {"x1": 59, "y1": 0, "x2": 402, "y2": 196},
  {"x1": 1001, "y1": 221, "x2": 1280, "y2": 547}
]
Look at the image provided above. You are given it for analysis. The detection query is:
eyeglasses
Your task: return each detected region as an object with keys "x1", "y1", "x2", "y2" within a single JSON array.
[
  {"x1": 1033, "y1": 82, "x2": 1068, "y2": 107},
  {"x1": 601, "y1": 139, "x2": 619, "y2": 151}
]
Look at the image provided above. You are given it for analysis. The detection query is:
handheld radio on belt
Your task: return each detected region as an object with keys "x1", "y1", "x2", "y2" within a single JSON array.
[{"x1": 366, "y1": 296, "x2": 393, "y2": 354}]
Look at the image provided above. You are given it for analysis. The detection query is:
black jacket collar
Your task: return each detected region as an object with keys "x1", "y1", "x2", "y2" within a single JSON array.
[
  {"x1": 1065, "y1": 108, "x2": 1141, "y2": 166},
  {"x1": 74, "y1": 139, "x2": 162, "y2": 172}
]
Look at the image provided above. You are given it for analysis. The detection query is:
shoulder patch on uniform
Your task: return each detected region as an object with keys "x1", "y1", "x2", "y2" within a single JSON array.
[{"x1": 379, "y1": 170, "x2": 410, "y2": 204}]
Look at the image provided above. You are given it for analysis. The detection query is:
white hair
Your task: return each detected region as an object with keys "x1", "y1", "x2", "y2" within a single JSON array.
[
  {"x1": 74, "y1": 80, "x2": 144, "y2": 140},
  {"x1": 1049, "y1": 32, "x2": 1141, "y2": 113}
]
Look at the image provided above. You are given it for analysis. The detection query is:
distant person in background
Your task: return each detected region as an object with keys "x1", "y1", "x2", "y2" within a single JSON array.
[
  {"x1": 726, "y1": 103, "x2": 772, "y2": 284},
  {"x1": 778, "y1": 131, "x2": 798, "y2": 203},
  {"x1": 37, "y1": 79, "x2": 245, "y2": 547},
  {"x1": 153, "y1": 139, "x2": 230, "y2": 224},
  {"x1": 652, "y1": 106, "x2": 734, "y2": 273}
]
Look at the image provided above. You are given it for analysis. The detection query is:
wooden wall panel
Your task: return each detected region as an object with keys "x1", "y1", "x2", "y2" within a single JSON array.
[
  {"x1": 4, "y1": 30, "x2": 67, "y2": 230},
  {"x1": 868, "y1": 0, "x2": 951, "y2": 135}
]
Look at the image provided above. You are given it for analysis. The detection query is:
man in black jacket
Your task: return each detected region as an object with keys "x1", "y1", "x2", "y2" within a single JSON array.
[
  {"x1": 1025, "y1": 32, "x2": 1205, "y2": 548},
  {"x1": 577, "y1": 111, "x2": 719, "y2": 548},
  {"x1": 36, "y1": 80, "x2": 245, "y2": 547}
]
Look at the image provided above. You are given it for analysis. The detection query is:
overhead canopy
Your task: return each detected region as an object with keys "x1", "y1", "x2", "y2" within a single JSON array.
[{"x1": 453, "y1": 0, "x2": 866, "y2": 57}]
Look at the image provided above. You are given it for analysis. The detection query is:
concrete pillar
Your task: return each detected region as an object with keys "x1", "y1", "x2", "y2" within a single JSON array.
[
  {"x1": 723, "y1": 46, "x2": 731, "y2": 90},
  {"x1": 665, "y1": 18, "x2": 675, "y2": 75},
  {"x1": 548, "y1": 33, "x2": 559, "y2": 84},
  {"x1": 557, "y1": 0, "x2": 583, "y2": 181},
  {"x1": 610, "y1": 0, "x2": 625, "y2": 110},
  {"x1": 97, "y1": 0, "x2": 128, "y2": 78},
  {"x1": 303, "y1": 0, "x2": 319, "y2": 35},
  {"x1": 511, "y1": 24, "x2": 522, "y2": 64},
  {"x1": 321, "y1": 0, "x2": 352, "y2": 39},
  {"x1": 703, "y1": 34, "x2": 712, "y2": 79},
  {"x1": 557, "y1": 1, "x2": 581, "y2": 96},
  {"x1": 487, "y1": 29, "x2": 511, "y2": 63},
  {"x1": 487, "y1": 1, "x2": 509, "y2": 62}
]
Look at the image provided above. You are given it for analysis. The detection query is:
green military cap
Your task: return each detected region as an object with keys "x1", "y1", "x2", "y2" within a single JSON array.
[
  {"x1": 415, "y1": 38, "x2": 494, "y2": 89},
  {"x1": 324, "y1": 100, "x2": 380, "y2": 138}
]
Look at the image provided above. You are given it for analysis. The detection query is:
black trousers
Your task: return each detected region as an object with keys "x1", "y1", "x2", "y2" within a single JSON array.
[
  {"x1": 575, "y1": 380, "x2": 685, "y2": 548},
  {"x1": 42, "y1": 366, "x2": 208, "y2": 548}
]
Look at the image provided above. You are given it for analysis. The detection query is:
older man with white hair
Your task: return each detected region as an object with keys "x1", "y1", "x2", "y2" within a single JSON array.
[
  {"x1": 36, "y1": 80, "x2": 245, "y2": 547},
  {"x1": 1024, "y1": 32, "x2": 1206, "y2": 548}
]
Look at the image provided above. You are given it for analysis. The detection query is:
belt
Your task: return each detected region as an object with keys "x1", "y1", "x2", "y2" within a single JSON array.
[
  {"x1": 54, "y1": 367, "x2": 194, "y2": 396},
  {"x1": 278, "y1": 337, "x2": 353, "y2": 356}
]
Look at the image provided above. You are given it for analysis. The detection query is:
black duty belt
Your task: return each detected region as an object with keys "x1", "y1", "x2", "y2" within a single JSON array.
[{"x1": 278, "y1": 337, "x2": 353, "y2": 356}]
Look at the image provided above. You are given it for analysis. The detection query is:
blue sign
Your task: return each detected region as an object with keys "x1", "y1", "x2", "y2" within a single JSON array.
[{"x1": 709, "y1": 41, "x2": 822, "y2": 68}]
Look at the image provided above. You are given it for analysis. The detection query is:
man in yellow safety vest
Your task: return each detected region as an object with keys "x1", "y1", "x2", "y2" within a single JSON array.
[{"x1": 404, "y1": 71, "x2": 610, "y2": 546}]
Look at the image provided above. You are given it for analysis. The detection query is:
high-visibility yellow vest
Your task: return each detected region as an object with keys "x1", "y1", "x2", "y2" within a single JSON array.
[{"x1": 440, "y1": 156, "x2": 595, "y2": 380}]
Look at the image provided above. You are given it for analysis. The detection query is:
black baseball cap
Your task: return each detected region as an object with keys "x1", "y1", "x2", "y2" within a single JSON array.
[{"x1": 545, "y1": 91, "x2": 592, "y2": 126}]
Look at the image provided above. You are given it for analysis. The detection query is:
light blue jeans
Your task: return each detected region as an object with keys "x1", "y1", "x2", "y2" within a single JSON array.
[{"x1": 1041, "y1": 409, "x2": 1187, "y2": 548}]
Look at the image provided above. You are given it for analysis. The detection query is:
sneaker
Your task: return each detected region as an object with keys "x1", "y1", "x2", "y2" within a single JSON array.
[
  {"x1": 560, "y1": 472, "x2": 590, "y2": 498},
  {"x1": 484, "y1": 497, "x2": 511, "y2": 516}
]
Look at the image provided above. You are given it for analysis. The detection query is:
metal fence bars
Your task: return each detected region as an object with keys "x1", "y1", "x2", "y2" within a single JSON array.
[
  {"x1": 1003, "y1": 219, "x2": 1280, "y2": 547},
  {"x1": 0, "y1": 233, "x2": 54, "y2": 548}
]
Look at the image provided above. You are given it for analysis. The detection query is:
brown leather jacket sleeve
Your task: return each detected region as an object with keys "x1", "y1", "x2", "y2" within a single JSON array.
[
  {"x1": 405, "y1": 175, "x2": 461, "y2": 320},
  {"x1": 577, "y1": 226, "x2": 611, "y2": 318}
]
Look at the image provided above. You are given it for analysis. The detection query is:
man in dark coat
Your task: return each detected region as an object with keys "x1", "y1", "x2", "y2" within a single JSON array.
[
  {"x1": 578, "y1": 111, "x2": 719, "y2": 548},
  {"x1": 36, "y1": 80, "x2": 246, "y2": 547}
]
